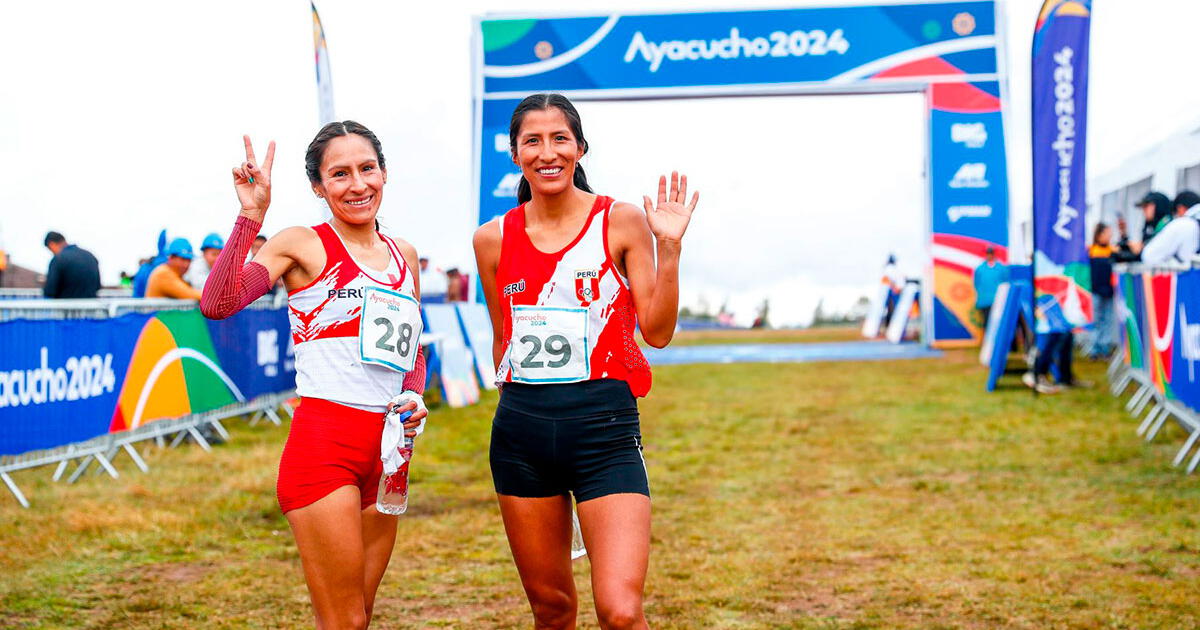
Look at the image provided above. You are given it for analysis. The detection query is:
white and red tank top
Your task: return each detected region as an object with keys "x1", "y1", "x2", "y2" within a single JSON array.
[
  {"x1": 287, "y1": 223, "x2": 416, "y2": 410},
  {"x1": 495, "y1": 195, "x2": 651, "y2": 397}
]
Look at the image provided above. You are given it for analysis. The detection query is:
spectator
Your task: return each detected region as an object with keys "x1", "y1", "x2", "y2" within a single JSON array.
[
  {"x1": 119, "y1": 271, "x2": 133, "y2": 288},
  {"x1": 1088, "y1": 223, "x2": 1117, "y2": 357},
  {"x1": 881, "y1": 254, "x2": 902, "y2": 324},
  {"x1": 249, "y1": 234, "x2": 268, "y2": 259},
  {"x1": 1112, "y1": 215, "x2": 1139, "y2": 262},
  {"x1": 1131, "y1": 191, "x2": 1173, "y2": 255},
  {"x1": 43, "y1": 231, "x2": 100, "y2": 298},
  {"x1": 1140, "y1": 190, "x2": 1200, "y2": 265},
  {"x1": 446, "y1": 267, "x2": 465, "y2": 302},
  {"x1": 972, "y1": 246, "x2": 1009, "y2": 329},
  {"x1": 186, "y1": 232, "x2": 224, "y2": 290},
  {"x1": 419, "y1": 256, "x2": 448, "y2": 301},
  {"x1": 145, "y1": 238, "x2": 202, "y2": 300}
]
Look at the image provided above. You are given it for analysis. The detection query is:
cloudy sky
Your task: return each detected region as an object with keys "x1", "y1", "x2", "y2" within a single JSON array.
[{"x1": 2, "y1": 1, "x2": 1197, "y2": 326}]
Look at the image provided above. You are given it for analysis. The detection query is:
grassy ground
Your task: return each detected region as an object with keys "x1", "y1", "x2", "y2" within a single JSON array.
[{"x1": 3, "y1": 339, "x2": 1199, "y2": 628}]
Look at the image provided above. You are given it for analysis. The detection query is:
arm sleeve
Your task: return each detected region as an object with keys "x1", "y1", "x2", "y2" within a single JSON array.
[
  {"x1": 43, "y1": 257, "x2": 60, "y2": 298},
  {"x1": 200, "y1": 216, "x2": 273, "y2": 320},
  {"x1": 402, "y1": 346, "x2": 427, "y2": 395}
]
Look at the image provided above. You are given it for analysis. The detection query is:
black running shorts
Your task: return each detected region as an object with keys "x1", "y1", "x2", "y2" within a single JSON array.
[{"x1": 489, "y1": 379, "x2": 649, "y2": 503}]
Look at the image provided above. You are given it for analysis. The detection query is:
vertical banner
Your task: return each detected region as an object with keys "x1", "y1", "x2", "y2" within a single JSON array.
[
  {"x1": 1031, "y1": 1, "x2": 1092, "y2": 333},
  {"x1": 311, "y1": 2, "x2": 335, "y2": 125}
]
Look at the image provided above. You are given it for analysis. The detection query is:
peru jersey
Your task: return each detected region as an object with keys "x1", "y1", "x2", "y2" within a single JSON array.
[
  {"x1": 495, "y1": 195, "x2": 651, "y2": 397},
  {"x1": 287, "y1": 223, "x2": 416, "y2": 410}
]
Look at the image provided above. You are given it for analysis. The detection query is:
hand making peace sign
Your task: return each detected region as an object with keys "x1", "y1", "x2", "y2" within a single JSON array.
[
  {"x1": 233, "y1": 135, "x2": 276, "y2": 218},
  {"x1": 643, "y1": 171, "x2": 699, "y2": 243}
]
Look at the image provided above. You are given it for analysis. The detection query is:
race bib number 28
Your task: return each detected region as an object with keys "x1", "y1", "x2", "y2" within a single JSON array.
[
  {"x1": 360, "y1": 287, "x2": 423, "y2": 372},
  {"x1": 509, "y1": 305, "x2": 589, "y2": 383}
]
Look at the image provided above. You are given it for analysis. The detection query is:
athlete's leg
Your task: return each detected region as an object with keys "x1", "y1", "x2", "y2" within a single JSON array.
[
  {"x1": 286, "y1": 485, "x2": 369, "y2": 630},
  {"x1": 577, "y1": 494, "x2": 651, "y2": 630},
  {"x1": 359, "y1": 505, "x2": 399, "y2": 620},
  {"x1": 497, "y1": 494, "x2": 578, "y2": 629}
]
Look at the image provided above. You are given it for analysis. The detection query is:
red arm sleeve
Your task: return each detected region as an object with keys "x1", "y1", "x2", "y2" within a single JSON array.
[
  {"x1": 200, "y1": 216, "x2": 273, "y2": 320},
  {"x1": 402, "y1": 346, "x2": 427, "y2": 395}
]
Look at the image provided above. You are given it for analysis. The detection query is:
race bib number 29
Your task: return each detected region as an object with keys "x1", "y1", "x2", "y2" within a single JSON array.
[
  {"x1": 360, "y1": 287, "x2": 423, "y2": 372},
  {"x1": 509, "y1": 305, "x2": 589, "y2": 383}
]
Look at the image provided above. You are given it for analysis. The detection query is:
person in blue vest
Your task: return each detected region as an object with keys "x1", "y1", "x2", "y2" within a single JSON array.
[{"x1": 972, "y1": 246, "x2": 1009, "y2": 329}]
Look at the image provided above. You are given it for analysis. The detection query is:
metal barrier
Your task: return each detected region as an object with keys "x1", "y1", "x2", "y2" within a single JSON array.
[
  {"x1": 0, "y1": 293, "x2": 294, "y2": 507},
  {"x1": 1107, "y1": 264, "x2": 1200, "y2": 473}
]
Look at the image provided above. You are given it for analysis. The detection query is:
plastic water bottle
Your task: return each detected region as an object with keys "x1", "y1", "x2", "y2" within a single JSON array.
[
  {"x1": 570, "y1": 506, "x2": 587, "y2": 560},
  {"x1": 376, "y1": 412, "x2": 414, "y2": 515}
]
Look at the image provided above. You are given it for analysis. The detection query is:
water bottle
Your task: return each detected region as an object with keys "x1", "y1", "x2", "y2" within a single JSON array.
[
  {"x1": 377, "y1": 411, "x2": 414, "y2": 515},
  {"x1": 570, "y1": 506, "x2": 587, "y2": 560}
]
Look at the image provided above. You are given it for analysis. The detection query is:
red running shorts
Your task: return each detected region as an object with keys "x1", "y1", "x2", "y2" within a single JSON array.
[{"x1": 277, "y1": 397, "x2": 385, "y2": 514}]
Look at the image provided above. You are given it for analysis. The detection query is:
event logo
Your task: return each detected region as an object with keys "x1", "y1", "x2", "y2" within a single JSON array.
[
  {"x1": 493, "y1": 173, "x2": 521, "y2": 198},
  {"x1": 953, "y1": 12, "x2": 977, "y2": 37},
  {"x1": 951, "y1": 122, "x2": 987, "y2": 148},
  {"x1": 534, "y1": 41, "x2": 554, "y2": 60},
  {"x1": 949, "y1": 163, "x2": 989, "y2": 189},
  {"x1": 575, "y1": 269, "x2": 600, "y2": 306},
  {"x1": 623, "y1": 28, "x2": 849, "y2": 73},
  {"x1": 0, "y1": 348, "x2": 116, "y2": 408},
  {"x1": 1050, "y1": 46, "x2": 1080, "y2": 240},
  {"x1": 947, "y1": 205, "x2": 993, "y2": 222}
]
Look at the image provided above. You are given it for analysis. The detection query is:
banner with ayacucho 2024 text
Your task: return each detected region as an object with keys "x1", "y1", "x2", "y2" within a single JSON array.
[
  {"x1": 1031, "y1": 0, "x2": 1092, "y2": 333},
  {"x1": 0, "y1": 308, "x2": 295, "y2": 456}
]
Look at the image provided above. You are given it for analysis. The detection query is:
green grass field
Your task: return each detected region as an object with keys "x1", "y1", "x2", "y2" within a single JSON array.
[{"x1": 3, "y1": 333, "x2": 1199, "y2": 628}]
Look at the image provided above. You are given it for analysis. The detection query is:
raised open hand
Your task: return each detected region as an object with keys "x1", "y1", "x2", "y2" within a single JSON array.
[
  {"x1": 233, "y1": 135, "x2": 275, "y2": 218},
  {"x1": 642, "y1": 172, "x2": 698, "y2": 243}
]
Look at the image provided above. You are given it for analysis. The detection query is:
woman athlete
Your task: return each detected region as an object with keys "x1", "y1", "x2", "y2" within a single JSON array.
[
  {"x1": 200, "y1": 122, "x2": 428, "y2": 630},
  {"x1": 473, "y1": 93, "x2": 698, "y2": 629}
]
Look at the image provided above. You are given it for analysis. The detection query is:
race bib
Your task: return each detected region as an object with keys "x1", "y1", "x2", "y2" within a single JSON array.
[
  {"x1": 359, "y1": 287, "x2": 423, "y2": 372},
  {"x1": 509, "y1": 305, "x2": 589, "y2": 383}
]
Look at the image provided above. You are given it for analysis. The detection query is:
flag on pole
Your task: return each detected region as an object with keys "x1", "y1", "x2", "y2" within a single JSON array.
[
  {"x1": 1031, "y1": 0, "x2": 1092, "y2": 333},
  {"x1": 311, "y1": 2, "x2": 335, "y2": 125}
]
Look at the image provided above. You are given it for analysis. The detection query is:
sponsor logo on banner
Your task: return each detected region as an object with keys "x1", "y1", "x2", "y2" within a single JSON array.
[
  {"x1": 534, "y1": 41, "x2": 554, "y2": 59},
  {"x1": 575, "y1": 269, "x2": 600, "y2": 306},
  {"x1": 258, "y1": 329, "x2": 280, "y2": 377},
  {"x1": 494, "y1": 134, "x2": 510, "y2": 153},
  {"x1": 1179, "y1": 303, "x2": 1200, "y2": 382},
  {"x1": 949, "y1": 163, "x2": 989, "y2": 189},
  {"x1": 953, "y1": 12, "x2": 977, "y2": 37},
  {"x1": 951, "y1": 122, "x2": 987, "y2": 148},
  {"x1": 947, "y1": 205, "x2": 993, "y2": 222},
  {"x1": 623, "y1": 27, "x2": 849, "y2": 73},
  {"x1": 493, "y1": 173, "x2": 521, "y2": 198}
]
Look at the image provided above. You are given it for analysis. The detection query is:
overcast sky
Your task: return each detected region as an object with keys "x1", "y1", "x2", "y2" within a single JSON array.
[{"x1": 2, "y1": 1, "x2": 1197, "y2": 326}]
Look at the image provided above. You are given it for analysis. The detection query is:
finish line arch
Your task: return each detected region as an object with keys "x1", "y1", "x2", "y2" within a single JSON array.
[{"x1": 472, "y1": 1, "x2": 1011, "y2": 347}]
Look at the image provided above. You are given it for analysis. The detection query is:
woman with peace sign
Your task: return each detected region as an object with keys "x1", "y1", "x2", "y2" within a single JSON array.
[
  {"x1": 473, "y1": 93, "x2": 698, "y2": 629},
  {"x1": 201, "y1": 122, "x2": 428, "y2": 629}
]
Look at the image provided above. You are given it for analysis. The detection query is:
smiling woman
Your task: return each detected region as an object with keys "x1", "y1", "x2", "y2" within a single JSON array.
[{"x1": 198, "y1": 122, "x2": 432, "y2": 629}]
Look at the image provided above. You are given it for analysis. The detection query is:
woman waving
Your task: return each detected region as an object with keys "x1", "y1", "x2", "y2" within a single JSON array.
[{"x1": 474, "y1": 93, "x2": 697, "y2": 629}]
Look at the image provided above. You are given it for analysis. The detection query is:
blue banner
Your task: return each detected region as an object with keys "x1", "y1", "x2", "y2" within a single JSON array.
[
  {"x1": 0, "y1": 314, "x2": 149, "y2": 455},
  {"x1": 206, "y1": 307, "x2": 296, "y2": 401},
  {"x1": 1171, "y1": 270, "x2": 1200, "y2": 411},
  {"x1": 1031, "y1": 1, "x2": 1092, "y2": 331}
]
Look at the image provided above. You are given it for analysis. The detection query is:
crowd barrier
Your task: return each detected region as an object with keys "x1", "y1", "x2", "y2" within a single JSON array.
[
  {"x1": 1109, "y1": 263, "x2": 1200, "y2": 472},
  {"x1": 0, "y1": 295, "x2": 498, "y2": 507}
]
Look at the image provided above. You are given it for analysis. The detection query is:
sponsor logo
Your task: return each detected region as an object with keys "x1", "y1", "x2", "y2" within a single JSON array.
[
  {"x1": 0, "y1": 348, "x2": 116, "y2": 408},
  {"x1": 328, "y1": 288, "x2": 364, "y2": 299},
  {"x1": 1180, "y1": 303, "x2": 1200, "y2": 381},
  {"x1": 494, "y1": 133, "x2": 509, "y2": 153},
  {"x1": 951, "y1": 122, "x2": 987, "y2": 148},
  {"x1": 493, "y1": 172, "x2": 521, "y2": 198},
  {"x1": 949, "y1": 163, "x2": 989, "y2": 189},
  {"x1": 624, "y1": 27, "x2": 849, "y2": 73},
  {"x1": 257, "y1": 329, "x2": 280, "y2": 377},
  {"x1": 534, "y1": 41, "x2": 554, "y2": 60},
  {"x1": 1050, "y1": 47, "x2": 1080, "y2": 241},
  {"x1": 575, "y1": 269, "x2": 600, "y2": 306},
  {"x1": 503, "y1": 279, "x2": 526, "y2": 297},
  {"x1": 953, "y1": 12, "x2": 976, "y2": 37},
  {"x1": 947, "y1": 205, "x2": 993, "y2": 222}
]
